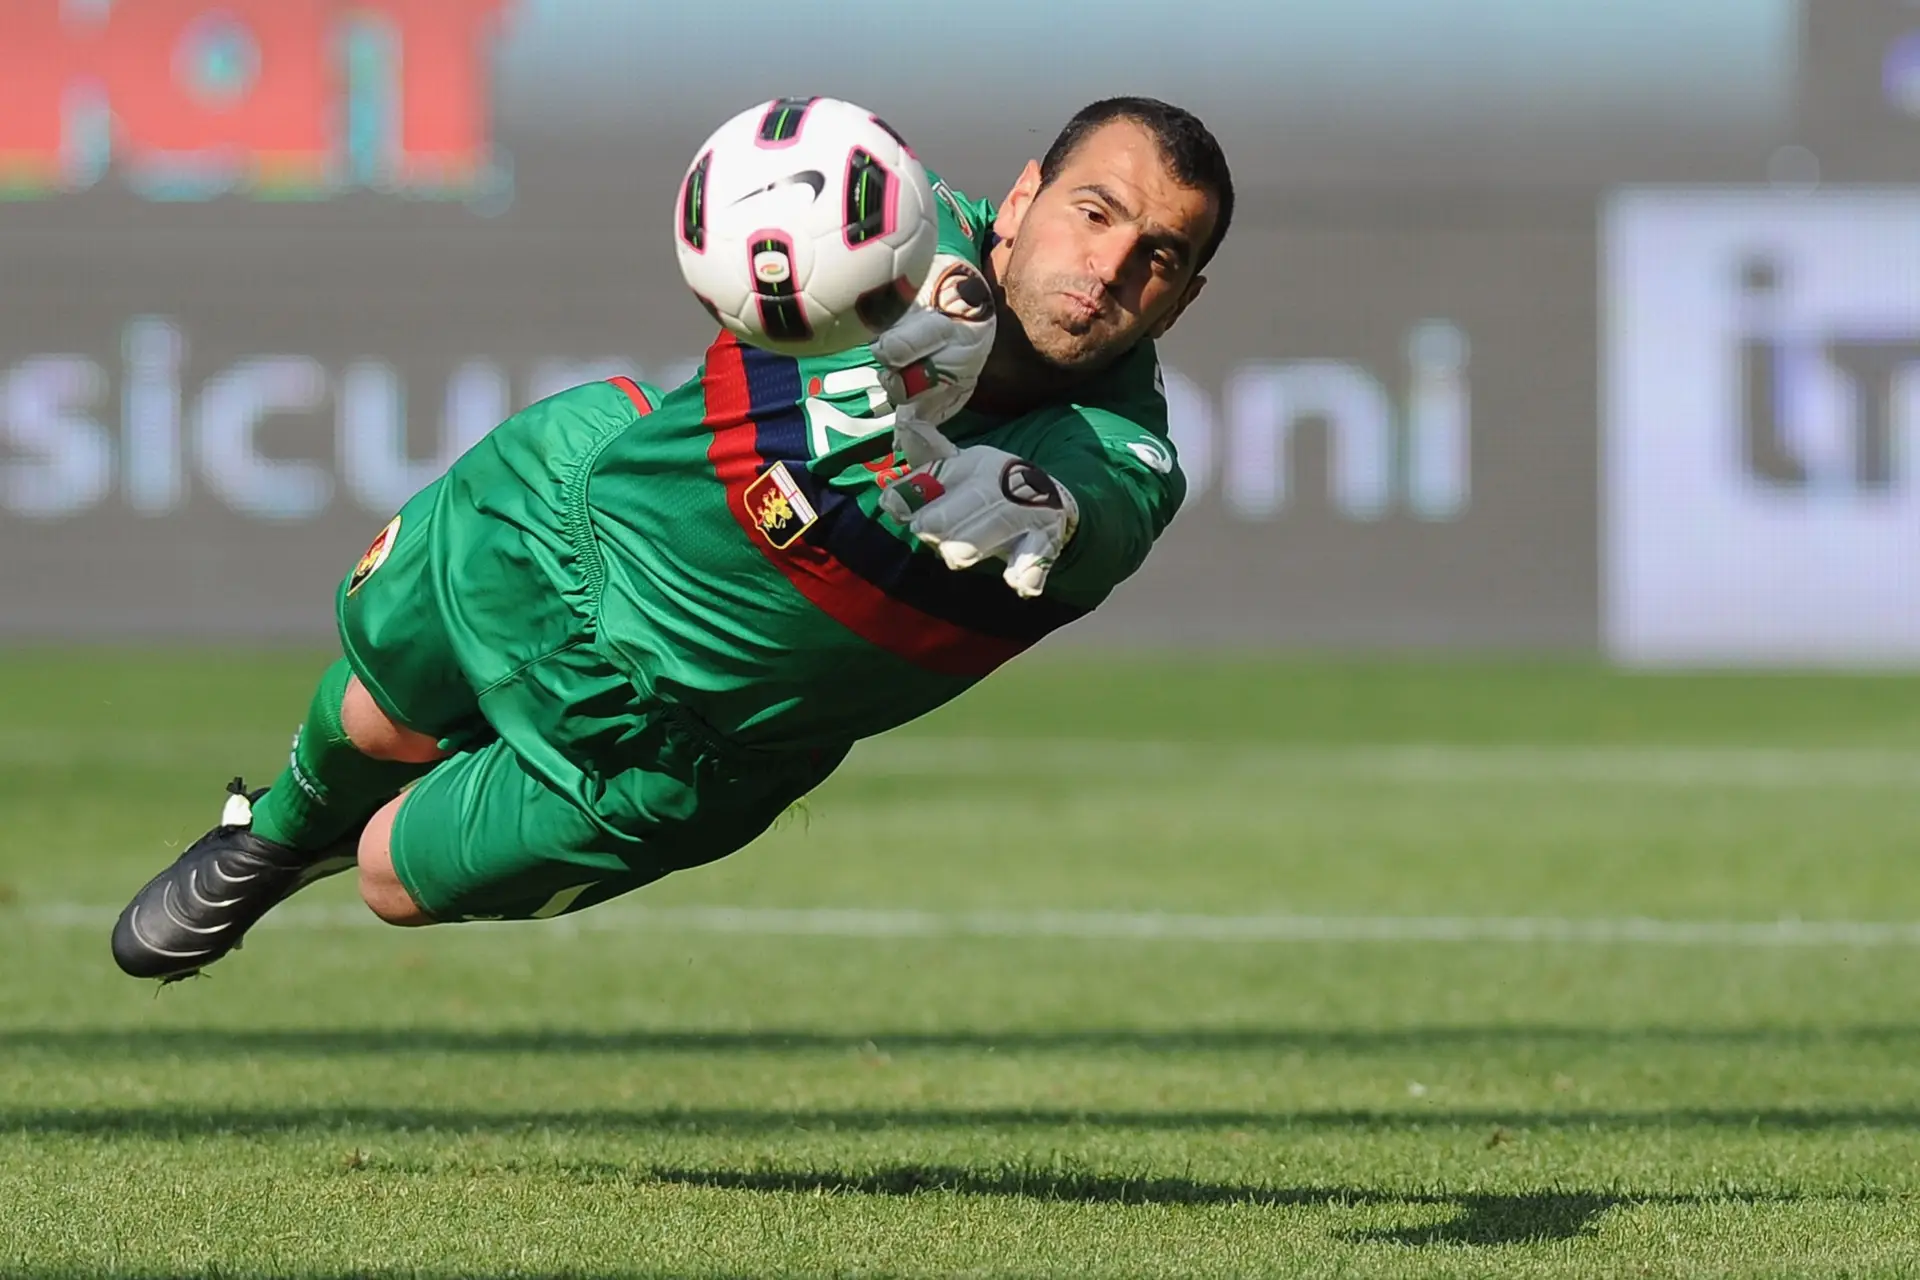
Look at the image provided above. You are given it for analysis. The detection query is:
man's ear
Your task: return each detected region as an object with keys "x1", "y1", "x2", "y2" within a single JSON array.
[
  {"x1": 1148, "y1": 274, "x2": 1207, "y2": 340},
  {"x1": 993, "y1": 159, "x2": 1044, "y2": 244}
]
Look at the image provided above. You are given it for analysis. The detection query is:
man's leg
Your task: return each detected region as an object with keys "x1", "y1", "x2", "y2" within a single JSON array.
[
  {"x1": 110, "y1": 382, "x2": 646, "y2": 977},
  {"x1": 110, "y1": 660, "x2": 449, "y2": 980},
  {"x1": 340, "y1": 712, "x2": 850, "y2": 931},
  {"x1": 340, "y1": 733, "x2": 656, "y2": 928},
  {"x1": 355, "y1": 794, "x2": 432, "y2": 927},
  {"x1": 248, "y1": 664, "x2": 448, "y2": 850}
]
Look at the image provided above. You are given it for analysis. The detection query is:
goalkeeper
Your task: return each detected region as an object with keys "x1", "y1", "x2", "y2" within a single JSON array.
[{"x1": 112, "y1": 96, "x2": 1233, "y2": 980}]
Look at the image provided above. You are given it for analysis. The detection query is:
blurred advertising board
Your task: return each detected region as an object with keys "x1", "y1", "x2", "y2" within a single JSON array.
[
  {"x1": 1605, "y1": 191, "x2": 1920, "y2": 665},
  {"x1": 0, "y1": 0, "x2": 1855, "y2": 648}
]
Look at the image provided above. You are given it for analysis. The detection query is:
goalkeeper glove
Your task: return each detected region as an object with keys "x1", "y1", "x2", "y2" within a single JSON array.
[
  {"x1": 869, "y1": 254, "x2": 996, "y2": 457},
  {"x1": 879, "y1": 418, "x2": 1080, "y2": 599}
]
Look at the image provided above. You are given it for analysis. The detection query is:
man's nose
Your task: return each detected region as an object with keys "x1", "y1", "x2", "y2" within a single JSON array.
[{"x1": 1088, "y1": 228, "x2": 1141, "y2": 285}]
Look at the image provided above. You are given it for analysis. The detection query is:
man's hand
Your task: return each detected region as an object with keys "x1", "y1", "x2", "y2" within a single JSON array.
[
  {"x1": 869, "y1": 254, "x2": 995, "y2": 464},
  {"x1": 879, "y1": 419, "x2": 1079, "y2": 599}
]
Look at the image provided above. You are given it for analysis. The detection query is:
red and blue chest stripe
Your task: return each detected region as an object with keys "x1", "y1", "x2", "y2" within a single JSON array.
[{"x1": 700, "y1": 333, "x2": 1084, "y2": 677}]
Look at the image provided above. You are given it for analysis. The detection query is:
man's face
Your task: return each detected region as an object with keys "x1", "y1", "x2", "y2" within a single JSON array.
[{"x1": 992, "y1": 119, "x2": 1218, "y2": 373}]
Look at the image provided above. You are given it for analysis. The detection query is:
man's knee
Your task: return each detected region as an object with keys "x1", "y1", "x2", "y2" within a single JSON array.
[
  {"x1": 340, "y1": 674, "x2": 447, "y2": 765},
  {"x1": 357, "y1": 795, "x2": 436, "y2": 927}
]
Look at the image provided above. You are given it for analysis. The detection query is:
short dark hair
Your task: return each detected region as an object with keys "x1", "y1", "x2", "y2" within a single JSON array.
[{"x1": 1037, "y1": 97, "x2": 1234, "y2": 271}]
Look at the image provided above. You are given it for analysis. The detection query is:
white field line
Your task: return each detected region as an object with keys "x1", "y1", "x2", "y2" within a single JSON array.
[
  {"x1": 848, "y1": 739, "x2": 1920, "y2": 788},
  {"x1": 20, "y1": 902, "x2": 1920, "y2": 947},
  {"x1": 16, "y1": 731, "x2": 1920, "y2": 788}
]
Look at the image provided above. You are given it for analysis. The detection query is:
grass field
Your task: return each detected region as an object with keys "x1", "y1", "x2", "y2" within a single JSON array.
[{"x1": 6, "y1": 651, "x2": 1920, "y2": 1277}]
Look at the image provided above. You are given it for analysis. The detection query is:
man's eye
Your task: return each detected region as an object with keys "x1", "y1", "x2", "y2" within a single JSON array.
[{"x1": 1079, "y1": 206, "x2": 1107, "y2": 225}]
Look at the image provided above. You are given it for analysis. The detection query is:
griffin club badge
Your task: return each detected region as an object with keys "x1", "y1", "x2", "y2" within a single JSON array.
[
  {"x1": 347, "y1": 516, "x2": 402, "y2": 594},
  {"x1": 744, "y1": 461, "x2": 819, "y2": 549}
]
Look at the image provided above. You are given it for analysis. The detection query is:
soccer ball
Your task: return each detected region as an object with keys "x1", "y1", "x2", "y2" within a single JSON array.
[{"x1": 674, "y1": 97, "x2": 940, "y2": 358}]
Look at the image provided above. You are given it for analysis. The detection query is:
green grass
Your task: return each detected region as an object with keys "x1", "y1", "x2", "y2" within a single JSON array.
[{"x1": 6, "y1": 651, "x2": 1920, "y2": 1277}]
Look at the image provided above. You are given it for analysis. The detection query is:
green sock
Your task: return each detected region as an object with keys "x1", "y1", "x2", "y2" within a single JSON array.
[{"x1": 249, "y1": 659, "x2": 435, "y2": 853}]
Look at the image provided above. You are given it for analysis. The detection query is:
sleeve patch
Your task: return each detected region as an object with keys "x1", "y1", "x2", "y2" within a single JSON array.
[{"x1": 1125, "y1": 438, "x2": 1175, "y2": 475}]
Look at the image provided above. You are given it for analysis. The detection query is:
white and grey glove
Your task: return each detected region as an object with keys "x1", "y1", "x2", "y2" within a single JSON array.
[
  {"x1": 868, "y1": 254, "x2": 996, "y2": 463},
  {"x1": 879, "y1": 418, "x2": 1080, "y2": 599}
]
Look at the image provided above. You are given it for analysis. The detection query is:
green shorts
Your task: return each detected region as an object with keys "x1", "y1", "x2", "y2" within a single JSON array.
[{"x1": 333, "y1": 382, "x2": 847, "y2": 922}]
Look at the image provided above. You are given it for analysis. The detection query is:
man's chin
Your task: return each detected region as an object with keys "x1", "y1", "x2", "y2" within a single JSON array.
[
  {"x1": 1003, "y1": 303, "x2": 1126, "y2": 374},
  {"x1": 1032, "y1": 334, "x2": 1122, "y2": 373}
]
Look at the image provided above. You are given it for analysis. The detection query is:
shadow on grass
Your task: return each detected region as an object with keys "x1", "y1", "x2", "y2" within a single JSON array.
[
  {"x1": 653, "y1": 1164, "x2": 1647, "y2": 1244},
  {"x1": 10, "y1": 1102, "x2": 1920, "y2": 1137},
  {"x1": 8, "y1": 1023, "x2": 1920, "y2": 1058},
  {"x1": 6, "y1": 1154, "x2": 1850, "y2": 1257}
]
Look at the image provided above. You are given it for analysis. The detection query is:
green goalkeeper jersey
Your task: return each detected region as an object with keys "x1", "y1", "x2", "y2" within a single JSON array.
[{"x1": 558, "y1": 178, "x2": 1185, "y2": 748}]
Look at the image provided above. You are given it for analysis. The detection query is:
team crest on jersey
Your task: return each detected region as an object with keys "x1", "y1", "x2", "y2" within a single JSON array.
[
  {"x1": 347, "y1": 516, "x2": 401, "y2": 595},
  {"x1": 745, "y1": 461, "x2": 819, "y2": 549},
  {"x1": 932, "y1": 179, "x2": 974, "y2": 238}
]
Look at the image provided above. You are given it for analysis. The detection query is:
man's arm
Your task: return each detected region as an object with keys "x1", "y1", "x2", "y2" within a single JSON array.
[
  {"x1": 879, "y1": 404, "x2": 1186, "y2": 604},
  {"x1": 999, "y1": 406, "x2": 1187, "y2": 605}
]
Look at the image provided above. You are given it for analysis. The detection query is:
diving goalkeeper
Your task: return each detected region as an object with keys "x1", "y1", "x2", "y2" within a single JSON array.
[{"x1": 112, "y1": 96, "x2": 1233, "y2": 980}]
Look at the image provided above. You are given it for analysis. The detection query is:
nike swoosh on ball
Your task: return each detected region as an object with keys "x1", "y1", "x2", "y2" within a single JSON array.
[{"x1": 730, "y1": 170, "x2": 827, "y2": 204}]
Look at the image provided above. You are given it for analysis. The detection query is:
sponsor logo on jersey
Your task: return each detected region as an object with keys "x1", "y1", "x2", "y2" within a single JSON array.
[
  {"x1": 745, "y1": 461, "x2": 819, "y2": 549},
  {"x1": 1126, "y1": 438, "x2": 1175, "y2": 475},
  {"x1": 932, "y1": 180, "x2": 975, "y2": 238},
  {"x1": 347, "y1": 515, "x2": 402, "y2": 594}
]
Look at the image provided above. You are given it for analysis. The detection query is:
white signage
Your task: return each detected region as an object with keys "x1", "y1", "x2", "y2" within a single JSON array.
[
  {"x1": 1606, "y1": 190, "x2": 1920, "y2": 665},
  {"x1": 0, "y1": 318, "x2": 1474, "y2": 525}
]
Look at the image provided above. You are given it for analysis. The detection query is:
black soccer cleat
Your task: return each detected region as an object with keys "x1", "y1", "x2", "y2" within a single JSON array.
[{"x1": 111, "y1": 778, "x2": 358, "y2": 982}]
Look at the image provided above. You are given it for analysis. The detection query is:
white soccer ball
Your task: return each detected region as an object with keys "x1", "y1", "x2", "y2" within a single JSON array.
[{"x1": 674, "y1": 97, "x2": 939, "y2": 358}]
